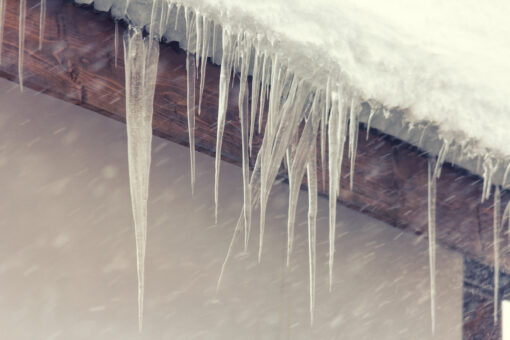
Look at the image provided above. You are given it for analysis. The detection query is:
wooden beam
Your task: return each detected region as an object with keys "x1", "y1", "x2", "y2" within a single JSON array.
[{"x1": 1, "y1": 0, "x2": 508, "y2": 273}]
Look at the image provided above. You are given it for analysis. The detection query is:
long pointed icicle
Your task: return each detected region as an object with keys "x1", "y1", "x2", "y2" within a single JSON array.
[
  {"x1": 123, "y1": 26, "x2": 160, "y2": 332},
  {"x1": 494, "y1": 185, "x2": 501, "y2": 324},
  {"x1": 306, "y1": 145, "x2": 318, "y2": 325},
  {"x1": 18, "y1": 0, "x2": 26, "y2": 91},
  {"x1": 214, "y1": 27, "x2": 234, "y2": 223},
  {"x1": 348, "y1": 97, "x2": 360, "y2": 191},
  {"x1": 427, "y1": 157, "x2": 438, "y2": 335},
  {"x1": 185, "y1": 8, "x2": 197, "y2": 194},
  {"x1": 38, "y1": 0, "x2": 46, "y2": 50},
  {"x1": 249, "y1": 39, "x2": 261, "y2": 154},
  {"x1": 286, "y1": 91, "x2": 320, "y2": 266},
  {"x1": 327, "y1": 88, "x2": 347, "y2": 291},
  {"x1": 237, "y1": 32, "x2": 252, "y2": 251},
  {"x1": 198, "y1": 16, "x2": 210, "y2": 115}
]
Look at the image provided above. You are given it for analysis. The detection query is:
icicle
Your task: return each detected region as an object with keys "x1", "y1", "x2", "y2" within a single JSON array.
[
  {"x1": 366, "y1": 105, "x2": 378, "y2": 141},
  {"x1": 503, "y1": 163, "x2": 510, "y2": 188},
  {"x1": 195, "y1": 12, "x2": 202, "y2": 75},
  {"x1": 427, "y1": 157, "x2": 438, "y2": 335},
  {"x1": 38, "y1": 0, "x2": 46, "y2": 50},
  {"x1": 237, "y1": 32, "x2": 252, "y2": 251},
  {"x1": 306, "y1": 144, "x2": 318, "y2": 325},
  {"x1": 214, "y1": 27, "x2": 234, "y2": 223},
  {"x1": 348, "y1": 97, "x2": 360, "y2": 191},
  {"x1": 327, "y1": 87, "x2": 348, "y2": 290},
  {"x1": 320, "y1": 79, "x2": 330, "y2": 192},
  {"x1": 286, "y1": 92, "x2": 320, "y2": 266},
  {"x1": 0, "y1": 0, "x2": 5, "y2": 64},
  {"x1": 148, "y1": 0, "x2": 160, "y2": 49},
  {"x1": 123, "y1": 26, "x2": 160, "y2": 332},
  {"x1": 493, "y1": 186, "x2": 501, "y2": 324},
  {"x1": 482, "y1": 157, "x2": 495, "y2": 203},
  {"x1": 174, "y1": 4, "x2": 181, "y2": 31},
  {"x1": 217, "y1": 156, "x2": 262, "y2": 290},
  {"x1": 258, "y1": 76, "x2": 305, "y2": 262},
  {"x1": 114, "y1": 20, "x2": 119, "y2": 69},
  {"x1": 249, "y1": 39, "x2": 261, "y2": 155},
  {"x1": 185, "y1": 8, "x2": 197, "y2": 194},
  {"x1": 257, "y1": 52, "x2": 269, "y2": 134},
  {"x1": 18, "y1": 0, "x2": 26, "y2": 91},
  {"x1": 198, "y1": 16, "x2": 210, "y2": 115},
  {"x1": 158, "y1": 0, "x2": 168, "y2": 41}
]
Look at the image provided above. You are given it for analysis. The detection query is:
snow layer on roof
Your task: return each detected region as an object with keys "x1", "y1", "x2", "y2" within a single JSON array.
[{"x1": 79, "y1": 0, "x2": 510, "y2": 181}]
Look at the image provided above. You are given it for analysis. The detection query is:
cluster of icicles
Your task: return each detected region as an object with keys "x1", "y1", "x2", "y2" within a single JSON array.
[{"x1": 4, "y1": 0, "x2": 510, "y2": 333}]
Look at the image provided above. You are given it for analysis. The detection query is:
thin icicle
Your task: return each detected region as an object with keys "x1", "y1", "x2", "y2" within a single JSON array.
[
  {"x1": 482, "y1": 157, "x2": 495, "y2": 203},
  {"x1": 286, "y1": 92, "x2": 320, "y2": 266},
  {"x1": 320, "y1": 80, "x2": 329, "y2": 191},
  {"x1": 306, "y1": 146, "x2": 318, "y2": 325},
  {"x1": 249, "y1": 39, "x2": 261, "y2": 155},
  {"x1": 348, "y1": 97, "x2": 360, "y2": 191},
  {"x1": 366, "y1": 105, "x2": 378, "y2": 141},
  {"x1": 503, "y1": 163, "x2": 510, "y2": 188},
  {"x1": 38, "y1": 0, "x2": 46, "y2": 51},
  {"x1": 123, "y1": 26, "x2": 160, "y2": 332},
  {"x1": 494, "y1": 185, "x2": 501, "y2": 324},
  {"x1": 185, "y1": 8, "x2": 197, "y2": 194},
  {"x1": 214, "y1": 27, "x2": 234, "y2": 223},
  {"x1": 427, "y1": 157, "x2": 438, "y2": 335},
  {"x1": 258, "y1": 52, "x2": 269, "y2": 134},
  {"x1": 114, "y1": 21, "x2": 119, "y2": 69},
  {"x1": 237, "y1": 32, "x2": 252, "y2": 251},
  {"x1": 174, "y1": 4, "x2": 181, "y2": 31},
  {"x1": 217, "y1": 156, "x2": 262, "y2": 290},
  {"x1": 327, "y1": 87, "x2": 348, "y2": 291},
  {"x1": 195, "y1": 11, "x2": 202, "y2": 75},
  {"x1": 18, "y1": 0, "x2": 26, "y2": 91},
  {"x1": 258, "y1": 76, "x2": 305, "y2": 262},
  {"x1": 0, "y1": 0, "x2": 5, "y2": 64},
  {"x1": 198, "y1": 16, "x2": 210, "y2": 115}
]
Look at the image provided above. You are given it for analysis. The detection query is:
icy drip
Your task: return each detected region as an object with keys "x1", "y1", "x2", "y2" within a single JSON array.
[
  {"x1": 482, "y1": 157, "x2": 496, "y2": 202},
  {"x1": 123, "y1": 26, "x2": 159, "y2": 331},
  {"x1": 184, "y1": 8, "x2": 197, "y2": 194},
  {"x1": 18, "y1": 0, "x2": 26, "y2": 91},
  {"x1": 198, "y1": 16, "x2": 211, "y2": 116},
  {"x1": 258, "y1": 72, "x2": 305, "y2": 262},
  {"x1": 493, "y1": 185, "x2": 501, "y2": 324},
  {"x1": 426, "y1": 140, "x2": 448, "y2": 335},
  {"x1": 286, "y1": 91, "x2": 321, "y2": 266},
  {"x1": 348, "y1": 97, "x2": 360, "y2": 191},
  {"x1": 214, "y1": 26, "x2": 234, "y2": 223},
  {"x1": 327, "y1": 88, "x2": 348, "y2": 290},
  {"x1": 249, "y1": 39, "x2": 262, "y2": 155},
  {"x1": 306, "y1": 143, "x2": 318, "y2": 325},
  {"x1": 0, "y1": 0, "x2": 5, "y2": 64},
  {"x1": 237, "y1": 32, "x2": 252, "y2": 251},
  {"x1": 427, "y1": 157, "x2": 438, "y2": 335}
]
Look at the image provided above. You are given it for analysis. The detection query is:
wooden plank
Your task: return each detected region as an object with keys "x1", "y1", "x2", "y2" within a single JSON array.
[{"x1": 0, "y1": 0, "x2": 508, "y2": 273}]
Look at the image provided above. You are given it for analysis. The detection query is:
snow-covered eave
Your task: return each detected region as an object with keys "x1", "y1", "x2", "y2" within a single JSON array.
[
  {"x1": 79, "y1": 0, "x2": 510, "y2": 188},
  {"x1": 0, "y1": 0, "x2": 502, "y2": 277}
]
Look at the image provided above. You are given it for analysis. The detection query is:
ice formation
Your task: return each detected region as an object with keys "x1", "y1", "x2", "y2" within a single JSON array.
[
  {"x1": 123, "y1": 25, "x2": 159, "y2": 331},
  {"x1": 4, "y1": 0, "x2": 509, "y2": 331}
]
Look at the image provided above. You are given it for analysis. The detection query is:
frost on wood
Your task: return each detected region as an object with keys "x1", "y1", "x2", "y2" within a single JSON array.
[{"x1": 123, "y1": 25, "x2": 159, "y2": 331}]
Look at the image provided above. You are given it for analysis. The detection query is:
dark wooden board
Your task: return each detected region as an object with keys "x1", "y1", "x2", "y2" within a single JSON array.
[{"x1": 1, "y1": 0, "x2": 508, "y2": 274}]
